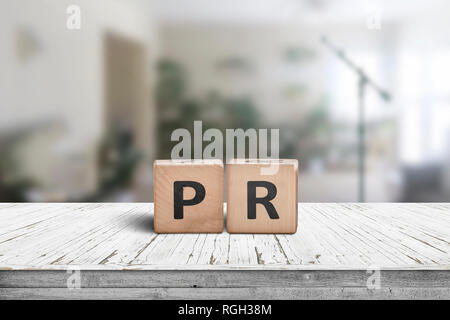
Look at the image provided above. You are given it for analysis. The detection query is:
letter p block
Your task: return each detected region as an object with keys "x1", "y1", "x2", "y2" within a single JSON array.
[
  {"x1": 154, "y1": 160, "x2": 224, "y2": 233},
  {"x1": 226, "y1": 159, "x2": 298, "y2": 234}
]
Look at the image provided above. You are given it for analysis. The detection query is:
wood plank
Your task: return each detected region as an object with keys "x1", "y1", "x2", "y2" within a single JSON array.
[
  {"x1": 2, "y1": 287, "x2": 450, "y2": 300},
  {"x1": 1, "y1": 270, "x2": 450, "y2": 288},
  {"x1": 0, "y1": 203, "x2": 449, "y2": 271}
]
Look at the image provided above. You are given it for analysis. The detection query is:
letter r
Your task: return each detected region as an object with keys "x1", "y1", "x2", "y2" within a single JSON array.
[{"x1": 247, "y1": 181, "x2": 279, "y2": 219}]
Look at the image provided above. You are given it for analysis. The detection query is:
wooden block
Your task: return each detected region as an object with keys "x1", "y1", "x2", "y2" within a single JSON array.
[
  {"x1": 154, "y1": 159, "x2": 224, "y2": 233},
  {"x1": 226, "y1": 159, "x2": 298, "y2": 234}
]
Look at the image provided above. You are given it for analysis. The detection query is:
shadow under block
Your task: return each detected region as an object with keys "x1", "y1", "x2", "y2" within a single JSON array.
[
  {"x1": 226, "y1": 159, "x2": 298, "y2": 234},
  {"x1": 154, "y1": 159, "x2": 224, "y2": 233}
]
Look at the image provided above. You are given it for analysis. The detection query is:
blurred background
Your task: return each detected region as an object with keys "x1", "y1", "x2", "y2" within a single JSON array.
[{"x1": 1, "y1": 0, "x2": 450, "y2": 202}]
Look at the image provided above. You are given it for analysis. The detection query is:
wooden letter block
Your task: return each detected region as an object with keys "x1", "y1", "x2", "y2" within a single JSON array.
[
  {"x1": 226, "y1": 159, "x2": 298, "y2": 234},
  {"x1": 154, "y1": 159, "x2": 224, "y2": 233}
]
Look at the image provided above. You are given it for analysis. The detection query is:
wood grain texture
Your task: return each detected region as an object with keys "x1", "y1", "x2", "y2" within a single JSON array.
[
  {"x1": 154, "y1": 159, "x2": 224, "y2": 233},
  {"x1": 0, "y1": 203, "x2": 449, "y2": 270},
  {"x1": 226, "y1": 159, "x2": 298, "y2": 234},
  {"x1": 2, "y1": 287, "x2": 450, "y2": 300},
  {"x1": 0, "y1": 203, "x2": 449, "y2": 299},
  {"x1": 1, "y1": 270, "x2": 449, "y2": 288}
]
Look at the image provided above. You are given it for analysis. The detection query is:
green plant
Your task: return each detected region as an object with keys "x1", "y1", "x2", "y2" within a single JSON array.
[
  {"x1": 0, "y1": 142, "x2": 35, "y2": 202},
  {"x1": 96, "y1": 127, "x2": 142, "y2": 197},
  {"x1": 156, "y1": 58, "x2": 260, "y2": 159}
]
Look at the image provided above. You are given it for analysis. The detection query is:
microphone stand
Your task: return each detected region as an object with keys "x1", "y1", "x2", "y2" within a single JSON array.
[{"x1": 321, "y1": 36, "x2": 391, "y2": 202}]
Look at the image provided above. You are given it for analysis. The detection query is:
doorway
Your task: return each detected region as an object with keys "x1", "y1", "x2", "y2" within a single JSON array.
[{"x1": 102, "y1": 32, "x2": 153, "y2": 200}]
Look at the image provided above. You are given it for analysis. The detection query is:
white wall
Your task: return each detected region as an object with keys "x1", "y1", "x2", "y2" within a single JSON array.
[
  {"x1": 159, "y1": 23, "x2": 393, "y2": 125},
  {"x1": 0, "y1": 0, "x2": 157, "y2": 196}
]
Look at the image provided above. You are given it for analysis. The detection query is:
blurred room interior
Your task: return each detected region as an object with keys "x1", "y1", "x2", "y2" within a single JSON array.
[{"x1": 1, "y1": 0, "x2": 450, "y2": 202}]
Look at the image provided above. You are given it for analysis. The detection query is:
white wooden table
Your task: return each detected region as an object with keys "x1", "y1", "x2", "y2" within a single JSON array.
[{"x1": 0, "y1": 203, "x2": 449, "y2": 299}]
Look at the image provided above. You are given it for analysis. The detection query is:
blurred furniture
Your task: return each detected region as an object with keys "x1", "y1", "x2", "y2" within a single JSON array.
[
  {"x1": 300, "y1": 169, "x2": 397, "y2": 202},
  {"x1": 401, "y1": 163, "x2": 447, "y2": 202},
  {"x1": 1, "y1": 203, "x2": 449, "y2": 299},
  {"x1": 0, "y1": 119, "x2": 63, "y2": 201}
]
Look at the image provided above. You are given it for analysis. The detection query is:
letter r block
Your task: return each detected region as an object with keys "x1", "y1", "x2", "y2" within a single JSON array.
[
  {"x1": 226, "y1": 159, "x2": 298, "y2": 234},
  {"x1": 154, "y1": 160, "x2": 224, "y2": 233}
]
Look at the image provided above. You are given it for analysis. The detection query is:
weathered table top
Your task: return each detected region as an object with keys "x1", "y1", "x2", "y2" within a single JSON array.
[
  {"x1": 0, "y1": 203, "x2": 449, "y2": 299},
  {"x1": 0, "y1": 203, "x2": 449, "y2": 270}
]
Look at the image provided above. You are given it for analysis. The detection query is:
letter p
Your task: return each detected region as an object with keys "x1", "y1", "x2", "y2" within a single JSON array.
[{"x1": 173, "y1": 181, "x2": 206, "y2": 219}]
